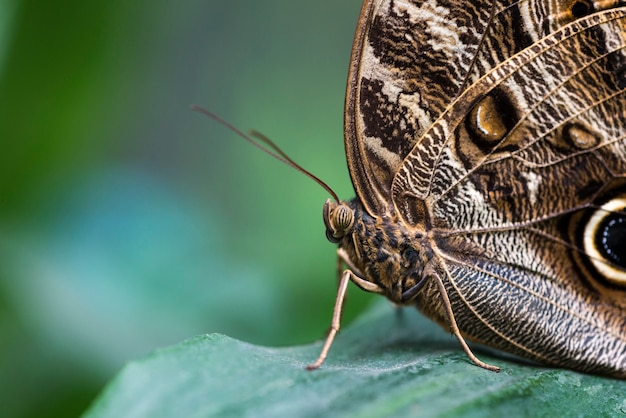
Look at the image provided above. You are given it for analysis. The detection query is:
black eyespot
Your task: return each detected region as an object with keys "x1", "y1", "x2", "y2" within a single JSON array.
[
  {"x1": 571, "y1": 0, "x2": 593, "y2": 18},
  {"x1": 595, "y1": 213, "x2": 626, "y2": 269},
  {"x1": 579, "y1": 195, "x2": 626, "y2": 287}
]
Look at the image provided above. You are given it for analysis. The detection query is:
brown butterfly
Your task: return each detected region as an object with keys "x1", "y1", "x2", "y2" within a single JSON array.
[{"x1": 305, "y1": 0, "x2": 626, "y2": 377}]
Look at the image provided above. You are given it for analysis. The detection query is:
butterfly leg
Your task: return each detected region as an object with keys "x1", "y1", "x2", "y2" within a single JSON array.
[
  {"x1": 431, "y1": 271, "x2": 500, "y2": 372},
  {"x1": 306, "y1": 268, "x2": 352, "y2": 370},
  {"x1": 307, "y1": 249, "x2": 386, "y2": 370}
]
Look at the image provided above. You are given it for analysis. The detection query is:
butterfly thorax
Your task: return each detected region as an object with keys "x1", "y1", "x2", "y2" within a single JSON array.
[{"x1": 324, "y1": 198, "x2": 432, "y2": 305}]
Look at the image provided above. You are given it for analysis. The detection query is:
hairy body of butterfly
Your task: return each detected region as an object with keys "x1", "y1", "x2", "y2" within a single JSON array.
[{"x1": 311, "y1": 0, "x2": 626, "y2": 377}]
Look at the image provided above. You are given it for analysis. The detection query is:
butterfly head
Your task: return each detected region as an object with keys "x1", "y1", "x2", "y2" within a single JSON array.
[
  {"x1": 323, "y1": 199, "x2": 355, "y2": 243},
  {"x1": 324, "y1": 198, "x2": 430, "y2": 305}
]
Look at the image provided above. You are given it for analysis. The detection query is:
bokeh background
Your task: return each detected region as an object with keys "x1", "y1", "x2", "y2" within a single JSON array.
[{"x1": 0, "y1": 1, "x2": 375, "y2": 416}]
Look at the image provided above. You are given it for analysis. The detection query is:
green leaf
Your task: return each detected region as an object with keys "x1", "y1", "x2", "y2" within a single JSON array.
[{"x1": 83, "y1": 302, "x2": 626, "y2": 418}]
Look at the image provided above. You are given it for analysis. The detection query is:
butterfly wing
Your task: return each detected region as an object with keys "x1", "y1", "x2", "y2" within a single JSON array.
[
  {"x1": 388, "y1": 3, "x2": 626, "y2": 374},
  {"x1": 345, "y1": 0, "x2": 517, "y2": 215}
]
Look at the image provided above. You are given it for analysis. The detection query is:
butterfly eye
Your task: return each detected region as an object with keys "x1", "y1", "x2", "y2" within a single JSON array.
[
  {"x1": 332, "y1": 204, "x2": 355, "y2": 233},
  {"x1": 583, "y1": 196, "x2": 626, "y2": 286},
  {"x1": 323, "y1": 199, "x2": 354, "y2": 243}
]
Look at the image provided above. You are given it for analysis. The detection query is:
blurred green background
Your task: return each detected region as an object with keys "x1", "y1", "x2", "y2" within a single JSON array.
[{"x1": 0, "y1": 1, "x2": 375, "y2": 416}]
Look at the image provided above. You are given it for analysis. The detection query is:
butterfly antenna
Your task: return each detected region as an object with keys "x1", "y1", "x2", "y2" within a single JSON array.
[{"x1": 191, "y1": 104, "x2": 340, "y2": 203}]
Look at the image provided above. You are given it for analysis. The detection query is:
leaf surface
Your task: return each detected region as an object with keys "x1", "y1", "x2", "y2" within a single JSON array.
[{"x1": 84, "y1": 302, "x2": 626, "y2": 418}]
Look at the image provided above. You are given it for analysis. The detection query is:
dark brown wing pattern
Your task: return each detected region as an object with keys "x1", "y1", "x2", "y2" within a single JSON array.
[{"x1": 339, "y1": 0, "x2": 626, "y2": 377}]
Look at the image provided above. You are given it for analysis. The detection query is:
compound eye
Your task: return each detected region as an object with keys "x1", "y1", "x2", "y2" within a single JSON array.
[
  {"x1": 322, "y1": 200, "x2": 354, "y2": 243},
  {"x1": 333, "y1": 204, "x2": 354, "y2": 232}
]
